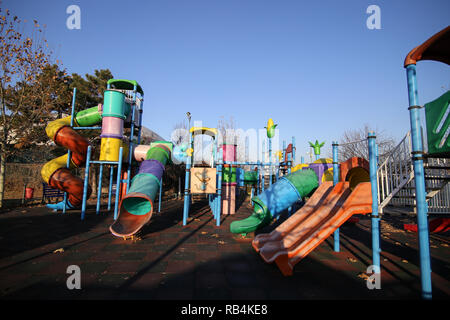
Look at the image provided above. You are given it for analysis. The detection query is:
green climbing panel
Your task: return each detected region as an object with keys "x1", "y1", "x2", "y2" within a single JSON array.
[{"x1": 425, "y1": 90, "x2": 450, "y2": 157}]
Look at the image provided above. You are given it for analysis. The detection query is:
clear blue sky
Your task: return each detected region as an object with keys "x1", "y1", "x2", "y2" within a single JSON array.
[{"x1": 4, "y1": 0, "x2": 450, "y2": 161}]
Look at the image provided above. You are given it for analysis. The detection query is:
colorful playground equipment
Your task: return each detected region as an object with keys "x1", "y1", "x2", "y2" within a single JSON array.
[
  {"x1": 110, "y1": 141, "x2": 173, "y2": 237},
  {"x1": 240, "y1": 26, "x2": 449, "y2": 300},
  {"x1": 229, "y1": 155, "x2": 335, "y2": 234},
  {"x1": 180, "y1": 119, "x2": 296, "y2": 225},
  {"x1": 237, "y1": 138, "x2": 377, "y2": 276},
  {"x1": 41, "y1": 79, "x2": 175, "y2": 238},
  {"x1": 42, "y1": 79, "x2": 144, "y2": 218}
]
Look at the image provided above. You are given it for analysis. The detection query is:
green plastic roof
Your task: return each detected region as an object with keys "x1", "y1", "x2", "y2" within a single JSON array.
[{"x1": 107, "y1": 79, "x2": 144, "y2": 96}]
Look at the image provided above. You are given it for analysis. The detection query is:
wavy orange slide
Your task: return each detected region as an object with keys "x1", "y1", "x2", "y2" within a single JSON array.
[{"x1": 253, "y1": 181, "x2": 372, "y2": 276}]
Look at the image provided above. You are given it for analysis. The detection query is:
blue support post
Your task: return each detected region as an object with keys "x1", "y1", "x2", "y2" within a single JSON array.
[
  {"x1": 96, "y1": 164, "x2": 103, "y2": 214},
  {"x1": 113, "y1": 147, "x2": 123, "y2": 220},
  {"x1": 63, "y1": 88, "x2": 77, "y2": 214},
  {"x1": 332, "y1": 141, "x2": 340, "y2": 252},
  {"x1": 269, "y1": 137, "x2": 272, "y2": 186},
  {"x1": 158, "y1": 177, "x2": 162, "y2": 213},
  {"x1": 126, "y1": 87, "x2": 137, "y2": 194},
  {"x1": 183, "y1": 132, "x2": 193, "y2": 225},
  {"x1": 262, "y1": 140, "x2": 265, "y2": 192},
  {"x1": 108, "y1": 166, "x2": 114, "y2": 211},
  {"x1": 216, "y1": 146, "x2": 223, "y2": 226},
  {"x1": 292, "y1": 136, "x2": 296, "y2": 165},
  {"x1": 81, "y1": 145, "x2": 92, "y2": 220},
  {"x1": 256, "y1": 160, "x2": 260, "y2": 196},
  {"x1": 406, "y1": 64, "x2": 432, "y2": 300},
  {"x1": 368, "y1": 132, "x2": 381, "y2": 276}
]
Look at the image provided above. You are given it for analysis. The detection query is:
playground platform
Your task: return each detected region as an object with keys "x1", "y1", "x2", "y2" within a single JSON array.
[{"x1": 0, "y1": 197, "x2": 449, "y2": 300}]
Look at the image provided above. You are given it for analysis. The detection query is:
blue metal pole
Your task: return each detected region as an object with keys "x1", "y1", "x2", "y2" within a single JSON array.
[
  {"x1": 96, "y1": 164, "x2": 103, "y2": 214},
  {"x1": 406, "y1": 64, "x2": 432, "y2": 300},
  {"x1": 126, "y1": 87, "x2": 137, "y2": 194},
  {"x1": 63, "y1": 88, "x2": 78, "y2": 214},
  {"x1": 107, "y1": 166, "x2": 113, "y2": 211},
  {"x1": 332, "y1": 141, "x2": 340, "y2": 252},
  {"x1": 158, "y1": 177, "x2": 162, "y2": 213},
  {"x1": 81, "y1": 145, "x2": 92, "y2": 220},
  {"x1": 269, "y1": 137, "x2": 272, "y2": 186},
  {"x1": 301, "y1": 156, "x2": 304, "y2": 164},
  {"x1": 262, "y1": 140, "x2": 265, "y2": 192},
  {"x1": 216, "y1": 146, "x2": 223, "y2": 226},
  {"x1": 368, "y1": 132, "x2": 381, "y2": 276},
  {"x1": 256, "y1": 160, "x2": 260, "y2": 196},
  {"x1": 183, "y1": 132, "x2": 193, "y2": 225},
  {"x1": 292, "y1": 136, "x2": 296, "y2": 166},
  {"x1": 113, "y1": 147, "x2": 123, "y2": 220}
]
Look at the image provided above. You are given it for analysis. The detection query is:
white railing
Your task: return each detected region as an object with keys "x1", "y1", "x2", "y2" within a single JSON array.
[
  {"x1": 377, "y1": 131, "x2": 450, "y2": 214},
  {"x1": 377, "y1": 131, "x2": 414, "y2": 212}
]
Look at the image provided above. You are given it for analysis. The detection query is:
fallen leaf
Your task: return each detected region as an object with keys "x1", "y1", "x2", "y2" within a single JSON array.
[
  {"x1": 357, "y1": 272, "x2": 369, "y2": 280},
  {"x1": 211, "y1": 234, "x2": 219, "y2": 238},
  {"x1": 218, "y1": 240, "x2": 225, "y2": 245},
  {"x1": 441, "y1": 243, "x2": 449, "y2": 247},
  {"x1": 201, "y1": 231, "x2": 207, "y2": 235},
  {"x1": 53, "y1": 248, "x2": 64, "y2": 253},
  {"x1": 347, "y1": 257, "x2": 357, "y2": 263},
  {"x1": 401, "y1": 259, "x2": 408, "y2": 263}
]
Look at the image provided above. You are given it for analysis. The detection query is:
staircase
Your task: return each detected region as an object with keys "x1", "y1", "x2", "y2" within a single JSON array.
[{"x1": 377, "y1": 131, "x2": 450, "y2": 215}]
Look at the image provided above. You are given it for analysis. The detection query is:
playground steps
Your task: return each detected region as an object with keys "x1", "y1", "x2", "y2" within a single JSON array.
[
  {"x1": 252, "y1": 181, "x2": 372, "y2": 276},
  {"x1": 377, "y1": 131, "x2": 449, "y2": 214}
]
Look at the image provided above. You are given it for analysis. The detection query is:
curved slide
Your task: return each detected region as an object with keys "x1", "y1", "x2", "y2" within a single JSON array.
[
  {"x1": 252, "y1": 181, "x2": 372, "y2": 276},
  {"x1": 110, "y1": 142, "x2": 173, "y2": 237},
  {"x1": 41, "y1": 106, "x2": 102, "y2": 210}
]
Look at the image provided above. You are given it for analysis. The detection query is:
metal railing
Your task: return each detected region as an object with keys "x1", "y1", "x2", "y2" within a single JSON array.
[{"x1": 377, "y1": 131, "x2": 449, "y2": 214}]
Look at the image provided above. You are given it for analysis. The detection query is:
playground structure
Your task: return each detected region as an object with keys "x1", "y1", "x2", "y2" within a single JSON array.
[
  {"x1": 239, "y1": 26, "x2": 450, "y2": 301},
  {"x1": 181, "y1": 119, "x2": 302, "y2": 226},
  {"x1": 41, "y1": 79, "x2": 174, "y2": 238},
  {"x1": 36, "y1": 26, "x2": 449, "y2": 300}
]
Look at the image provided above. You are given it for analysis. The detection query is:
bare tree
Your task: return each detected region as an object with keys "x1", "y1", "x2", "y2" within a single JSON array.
[
  {"x1": 0, "y1": 9, "x2": 69, "y2": 207},
  {"x1": 171, "y1": 119, "x2": 188, "y2": 146},
  {"x1": 217, "y1": 115, "x2": 246, "y2": 162},
  {"x1": 337, "y1": 124, "x2": 396, "y2": 162}
]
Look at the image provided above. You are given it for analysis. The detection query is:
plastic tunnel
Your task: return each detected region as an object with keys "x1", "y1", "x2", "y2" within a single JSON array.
[
  {"x1": 230, "y1": 169, "x2": 319, "y2": 234},
  {"x1": 110, "y1": 142, "x2": 173, "y2": 237}
]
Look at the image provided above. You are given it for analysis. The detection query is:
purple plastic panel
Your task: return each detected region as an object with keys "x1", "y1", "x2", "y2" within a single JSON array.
[
  {"x1": 138, "y1": 159, "x2": 165, "y2": 180},
  {"x1": 303, "y1": 163, "x2": 333, "y2": 185}
]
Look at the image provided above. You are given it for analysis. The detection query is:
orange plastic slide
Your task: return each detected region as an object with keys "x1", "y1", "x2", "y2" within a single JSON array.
[{"x1": 252, "y1": 181, "x2": 372, "y2": 276}]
